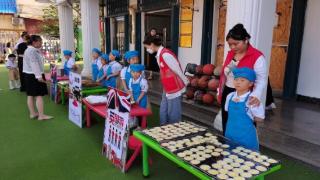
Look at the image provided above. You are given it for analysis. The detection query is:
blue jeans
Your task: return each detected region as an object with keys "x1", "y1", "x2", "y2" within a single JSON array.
[{"x1": 160, "y1": 92, "x2": 182, "y2": 125}]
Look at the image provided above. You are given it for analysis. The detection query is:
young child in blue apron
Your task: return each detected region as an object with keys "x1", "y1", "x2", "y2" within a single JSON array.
[
  {"x1": 120, "y1": 50, "x2": 140, "y2": 92},
  {"x1": 225, "y1": 67, "x2": 265, "y2": 151},
  {"x1": 105, "y1": 50, "x2": 122, "y2": 88},
  {"x1": 62, "y1": 50, "x2": 75, "y2": 76},
  {"x1": 91, "y1": 48, "x2": 102, "y2": 81},
  {"x1": 129, "y1": 64, "x2": 148, "y2": 108},
  {"x1": 96, "y1": 54, "x2": 109, "y2": 87}
]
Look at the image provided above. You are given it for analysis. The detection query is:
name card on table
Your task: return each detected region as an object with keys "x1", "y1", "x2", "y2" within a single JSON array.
[
  {"x1": 68, "y1": 72, "x2": 82, "y2": 128},
  {"x1": 102, "y1": 88, "x2": 131, "y2": 172}
]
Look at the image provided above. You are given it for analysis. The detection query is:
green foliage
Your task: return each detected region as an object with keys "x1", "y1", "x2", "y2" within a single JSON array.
[{"x1": 41, "y1": 2, "x2": 81, "y2": 39}]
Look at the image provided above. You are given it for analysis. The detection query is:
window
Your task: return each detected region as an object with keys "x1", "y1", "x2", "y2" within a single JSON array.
[{"x1": 179, "y1": 0, "x2": 194, "y2": 48}]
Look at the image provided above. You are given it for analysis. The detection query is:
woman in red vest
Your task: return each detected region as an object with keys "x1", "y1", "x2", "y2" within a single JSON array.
[
  {"x1": 143, "y1": 36, "x2": 189, "y2": 125},
  {"x1": 218, "y1": 24, "x2": 267, "y2": 135}
]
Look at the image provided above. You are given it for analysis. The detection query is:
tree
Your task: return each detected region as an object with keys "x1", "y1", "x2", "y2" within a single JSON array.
[{"x1": 41, "y1": 2, "x2": 81, "y2": 38}]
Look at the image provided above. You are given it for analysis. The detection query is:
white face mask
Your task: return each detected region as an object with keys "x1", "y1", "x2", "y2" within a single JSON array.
[{"x1": 146, "y1": 48, "x2": 154, "y2": 54}]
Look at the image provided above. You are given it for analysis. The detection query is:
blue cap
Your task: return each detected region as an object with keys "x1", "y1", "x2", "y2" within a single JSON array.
[
  {"x1": 130, "y1": 64, "x2": 145, "y2": 72},
  {"x1": 124, "y1": 51, "x2": 139, "y2": 61},
  {"x1": 232, "y1": 67, "x2": 256, "y2": 82},
  {"x1": 110, "y1": 50, "x2": 120, "y2": 59},
  {"x1": 92, "y1": 48, "x2": 102, "y2": 56},
  {"x1": 100, "y1": 54, "x2": 109, "y2": 62},
  {"x1": 63, "y1": 50, "x2": 72, "y2": 56}
]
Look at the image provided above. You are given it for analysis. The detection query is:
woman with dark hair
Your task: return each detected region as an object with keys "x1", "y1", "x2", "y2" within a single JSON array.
[
  {"x1": 146, "y1": 28, "x2": 159, "y2": 80},
  {"x1": 23, "y1": 35, "x2": 53, "y2": 120},
  {"x1": 143, "y1": 35, "x2": 189, "y2": 125},
  {"x1": 217, "y1": 24, "x2": 267, "y2": 135},
  {"x1": 17, "y1": 34, "x2": 30, "y2": 92}
]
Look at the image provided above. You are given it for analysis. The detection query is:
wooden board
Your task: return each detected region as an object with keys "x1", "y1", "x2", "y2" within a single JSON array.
[
  {"x1": 269, "y1": 0, "x2": 293, "y2": 90},
  {"x1": 214, "y1": 5, "x2": 227, "y2": 66}
]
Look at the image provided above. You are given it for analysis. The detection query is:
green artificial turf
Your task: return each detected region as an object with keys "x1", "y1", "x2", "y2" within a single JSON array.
[{"x1": 0, "y1": 64, "x2": 319, "y2": 180}]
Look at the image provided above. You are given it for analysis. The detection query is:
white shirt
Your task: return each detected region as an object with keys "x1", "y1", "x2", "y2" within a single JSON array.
[
  {"x1": 224, "y1": 55, "x2": 267, "y2": 100},
  {"x1": 129, "y1": 76, "x2": 148, "y2": 92},
  {"x1": 94, "y1": 57, "x2": 103, "y2": 69},
  {"x1": 109, "y1": 61, "x2": 122, "y2": 73},
  {"x1": 101, "y1": 64, "x2": 109, "y2": 73},
  {"x1": 6, "y1": 59, "x2": 17, "y2": 68},
  {"x1": 23, "y1": 46, "x2": 44, "y2": 78},
  {"x1": 225, "y1": 91, "x2": 265, "y2": 120},
  {"x1": 156, "y1": 46, "x2": 189, "y2": 99},
  {"x1": 64, "y1": 58, "x2": 75, "y2": 68}
]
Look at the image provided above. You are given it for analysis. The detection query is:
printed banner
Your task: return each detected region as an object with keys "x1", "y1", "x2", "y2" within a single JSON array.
[
  {"x1": 68, "y1": 72, "x2": 82, "y2": 128},
  {"x1": 102, "y1": 88, "x2": 131, "y2": 172}
]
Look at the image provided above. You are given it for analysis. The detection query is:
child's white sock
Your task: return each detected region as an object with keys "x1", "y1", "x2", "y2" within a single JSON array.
[
  {"x1": 14, "y1": 80, "x2": 21, "y2": 89},
  {"x1": 9, "y1": 80, "x2": 14, "y2": 90}
]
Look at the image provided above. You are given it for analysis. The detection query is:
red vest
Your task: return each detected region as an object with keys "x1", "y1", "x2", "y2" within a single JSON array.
[
  {"x1": 218, "y1": 44, "x2": 263, "y2": 103},
  {"x1": 159, "y1": 48, "x2": 185, "y2": 94}
]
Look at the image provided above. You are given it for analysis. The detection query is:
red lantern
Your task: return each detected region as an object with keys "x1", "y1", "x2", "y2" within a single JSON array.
[{"x1": 198, "y1": 76, "x2": 209, "y2": 89}]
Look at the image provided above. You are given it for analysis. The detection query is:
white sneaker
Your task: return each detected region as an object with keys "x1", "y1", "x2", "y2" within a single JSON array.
[{"x1": 266, "y1": 103, "x2": 277, "y2": 110}]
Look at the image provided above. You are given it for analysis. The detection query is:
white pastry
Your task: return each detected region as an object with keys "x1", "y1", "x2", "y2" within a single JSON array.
[
  {"x1": 250, "y1": 152, "x2": 260, "y2": 156},
  {"x1": 244, "y1": 161, "x2": 255, "y2": 167},
  {"x1": 267, "y1": 158, "x2": 278, "y2": 164},
  {"x1": 246, "y1": 155, "x2": 255, "y2": 159},
  {"x1": 223, "y1": 164, "x2": 233, "y2": 170},
  {"x1": 211, "y1": 152, "x2": 220, "y2": 157},
  {"x1": 215, "y1": 148, "x2": 223, "y2": 152},
  {"x1": 202, "y1": 154, "x2": 211, "y2": 159},
  {"x1": 236, "y1": 147, "x2": 245, "y2": 150},
  {"x1": 239, "y1": 152, "x2": 248, "y2": 156},
  {"x1": 208, "y1": 169, "x2": 219, "y2": 175},
  {"x1": 223, "y1": 158, "x2": 233, "y2": 163},
  {"x1": 212, "y1": 163, "x2": 222, "y2": 169},
  {"x1": 204, "y1": 149, "x2": 213, "y2": 153},
  {"x1": 230, "y1": 162, "x2": 241, "y2": 168},
  {"x1": 233, "y1": 168, "x2": 244, "y2": 174},
  {"x1": 243, "y1": 149, "x2": 252, "y2": 153},
  {"x1": 256, "y1": 165, "x2": 267, "y2": 172},
  {"x1": 221, "y1": 151, "x2": 230, "y2": 156},
  {"x1": 233, "y1": 177, "x2": 245, "y2": 180},
  {"x1": 261, "y1": 162, "x2": 271, "y2": 167},
  {"x1": 177, "y1": 152, "x2": 186, "y2": 158},
  {"x1": 240, "y1": 165, "x2": 251, "y2": 171},
  {"x1": 260, "y1": 155, "x2": 268, "y2": 160},
  {"x1": 205, "y1": 133, "x2": 213, "y2": 137},
  {"x1": 190, "y1": 148, "x2": 198, "y2": 152},
  {"x1": 218, "y1": 168, "x2": 229, "y2": 175},
  {"x1": 221, "y1": 144, "x2": 230, "y2": 149},
  {"x1": 198, "y1": 156, "x2": 206, "y2": 162},
  {"x1": 197, "y1": 146, "x2": 205, "y2": 150},
  {"x1": 217, "y1": 173, "x2": 229, "y2": 179},
  {"x1": 241, "y1": 172, "x2": 252, "y2": 178},
  {"x1": 184, "y1": 156, "x2": 193, "y2": 161},
  {"x1": 235, "y1": 158, "x2": 245, "y2": 164},
  {"x1": 200, "y1": 164, "x2": 211, "y2": 171},
  {"x1": 229, "y1": 155, "x2": 239, "y2": 159},
  {"x1": 249, "y1": 169, "x2": 260, "y2": 175},
  {"x1": 161, "y1": 143, "x2": 169, "y2": 147},
  {"x1": 228, "y1": 171, "x2": 238, "y2": 178},
  {"x1": 206, "y1": 145, "x2": 215, "y2": 150},
  {"x1": 232, "y1": 149, "x2": 241, "y2": 153},
  {"x1": 253, "y1": 158, "x2": 263, "y2": 163},
  {"x1": 190, "y1": 160, "x2": 200, "y2": 165}
]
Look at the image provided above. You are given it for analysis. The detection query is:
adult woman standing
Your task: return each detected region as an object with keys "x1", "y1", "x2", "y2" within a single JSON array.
[
  {"x1": 143, "y1": 36, "x2": 189, "y2": 125},
  {"x1": 145, "y1": 28, "x2": 159, "y2": 80},
  {"x1": 23, "y1": 35, "x2": 53, "y2": 120},
  {"x1": 17, "y1": 34, "x2": 30, "y2": 92},
  {"x1": 217, "y1": 24, "x2": 267, "y2": 135}
]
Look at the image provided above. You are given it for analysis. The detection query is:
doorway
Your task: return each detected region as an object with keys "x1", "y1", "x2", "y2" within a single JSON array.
[
  {"x1": 113, "y1": 16, "x2": 125, "y2": 55},
  {"x1": 144, "y1": 9, "x2": 172, "y2": 72}
]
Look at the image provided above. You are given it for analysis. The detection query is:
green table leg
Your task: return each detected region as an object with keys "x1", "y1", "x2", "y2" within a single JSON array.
[
  {"x1": 61, "y1": 86, "x2": 65, "y2": 105},
  {"x1": 142, "y1": 143, "x2": 149, "y2": 177},
  {"x1": 256, "y1": 176, "x2": 264, "y2": 180}
]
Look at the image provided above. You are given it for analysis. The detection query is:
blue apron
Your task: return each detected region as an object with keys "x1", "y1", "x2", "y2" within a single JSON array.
[
  {"x1": 63, "y1": 60, "x2": 71, "y2": 76},
  {"x1": 97, "y1": 66, "x2": 105, "y2": 83},
  {"x1": 91, "y1": 59, "x2": 99, "y2": 81},
  {"x1": 104, "y1": 65, "x2": 117, "y2": 88},
  {"x1": 125, "y1": 67, "x2": 131, "y2": 87},
  {"x1": 131, "y1": 78, "x2": 147, "y2": 108},
  {"x1": 225, "y1": 93, "x2": 259, "y2": 151}
]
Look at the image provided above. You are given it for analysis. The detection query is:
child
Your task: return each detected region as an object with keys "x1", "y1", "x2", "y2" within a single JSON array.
[
  {"x1": 96, "y1": 54, "x2": 109, "y2": 87},
  {"x1": 129, "y1": 64, "x2": 148, "y2": 108},
  {"x1": 120, "y1": 50, "x2": 139, "y2": 92},
  {"x1": 62, "y1": 50, "x2": 76, "y2": 76},
  {"x1": 92, "y1": 48, "x2": 102, "y2": 81},
  {"x1": 6, "y1": 54, "x2": 20, "y2": 90},
  {"x1": 225, "y1": 67, "x2": 264, "y2": 151},
  {"x1": 106, "y1": 50, "x2": 122, "y2": 88}
]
